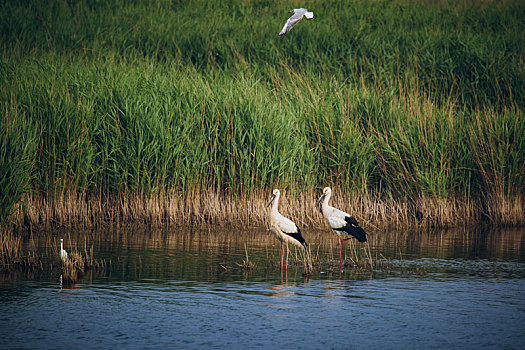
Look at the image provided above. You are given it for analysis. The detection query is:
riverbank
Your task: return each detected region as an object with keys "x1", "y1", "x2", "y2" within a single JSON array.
[{"x1": 9, "y1": 190, "x2": 524, "y2": 231}]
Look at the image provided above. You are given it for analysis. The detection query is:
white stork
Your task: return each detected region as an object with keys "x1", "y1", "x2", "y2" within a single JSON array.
[
  {"x1": 316, "y1": 187, "x2": 367, "y2": 268},
  {"x1": 279, "y1": 8, "x2": 314, "y2": 36},
  {"x1": 59, "y1": 238, "x2": 68, "y2": 262},
  {"x1": 267, "y1": 189, "x2": 307, "y2": 269}
]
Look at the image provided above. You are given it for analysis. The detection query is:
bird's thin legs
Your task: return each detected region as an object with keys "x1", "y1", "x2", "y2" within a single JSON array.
[
  {"x1": 337, "y1": 237, "x2": 354, "y2": 246},
  {"x1": 285, "y1": 243, "x2": 290, "y2": 271},
  {"x1": 337, "y1": 237, "x2": 355, "y2": 270},
  {"x1": 339, "y1": 241, "x2": 343, "y2": 270},
  {"x1": 281, "y1": 242, "x2": 285, "y2": 270}
]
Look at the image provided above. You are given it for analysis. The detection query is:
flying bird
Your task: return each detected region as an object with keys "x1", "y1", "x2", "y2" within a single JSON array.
[
  {"x1": 267, "y1": 189, "x2": 307, "y2": 270},
  {"x1": 279, "y1": 8, "x2": 314, "y2": 35},
  {"x1": 316, "y1": 187, "x2": 367, "y2": 268}
]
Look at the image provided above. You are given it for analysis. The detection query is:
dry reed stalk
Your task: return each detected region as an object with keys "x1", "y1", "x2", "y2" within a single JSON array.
[
  {"x1": 303, "y1": 247, "x2": 313, "y2": 276},
  {"x1": 61, "y1": 251, "x2": 84, "y2": 284},
  {"x1": 60, "y1": 245, "x2": 105, "y2": 285},
  {"x1": 0, "y1": 232, "x2": 21, "y2": 267},
  {"x1": 236, "y1": 243, "x2": 255, "y2": 270},
  {"x1": 0, "y1": 231, "x2": 39, "y2": 269},
  {"x1": 8, "y1": 190, "x2": 525, "y2": 231}
]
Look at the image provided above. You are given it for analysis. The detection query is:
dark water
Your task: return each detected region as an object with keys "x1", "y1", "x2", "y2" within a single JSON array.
[{"x1": 1, "y1": 227, "x2": 525, "y2": 349}]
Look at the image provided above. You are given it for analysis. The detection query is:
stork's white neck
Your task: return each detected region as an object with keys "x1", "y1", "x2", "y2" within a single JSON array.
[
  {"x1": 321, "y1": 193, "x2": 333, "y2": 215},
  {"x1": 270, "y1": 195, "x2": 280, "y2": 214}
]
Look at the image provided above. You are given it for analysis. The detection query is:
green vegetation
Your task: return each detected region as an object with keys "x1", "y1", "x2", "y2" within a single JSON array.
[{"x1": 1, "y1": 0, "x2": 524, "y2": 228}]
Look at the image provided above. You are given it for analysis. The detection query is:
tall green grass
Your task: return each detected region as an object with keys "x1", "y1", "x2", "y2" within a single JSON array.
[
  {"x1": 2, "y1": 0, "x2": 522, "y2": 107},
  {"x1": 1, "y1": 0, "x2": 524, "y2": 227}
]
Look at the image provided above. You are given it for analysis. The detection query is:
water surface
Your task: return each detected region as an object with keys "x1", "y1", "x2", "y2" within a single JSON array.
[{"x1": 1, "y1": 227, "x2": 524, "y2": 349}]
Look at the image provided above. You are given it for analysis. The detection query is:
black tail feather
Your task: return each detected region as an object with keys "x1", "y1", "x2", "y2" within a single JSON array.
[
  {"x1": 285, "y1": 226, "x2": 308, "y2": 248},
  {"x1": 343, "y1": 216, "x2": 367, "y2": 242}
]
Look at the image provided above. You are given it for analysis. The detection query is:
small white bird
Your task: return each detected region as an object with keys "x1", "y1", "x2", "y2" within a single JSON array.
[
  {"x1": 59, "y1": 238, "x2": 68, "y2": 262},
  {"x1": 316, "y1": 187, "x2": 367, "y2": 268},
  {"x1": 279, "y1": 8, "x2": 314, "y2": 36},
  {"x1": 267, "y1": 189, "x2": 307, "y2": 269}
]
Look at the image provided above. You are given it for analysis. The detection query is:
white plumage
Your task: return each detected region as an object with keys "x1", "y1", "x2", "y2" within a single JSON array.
[
  {"x1": 279, "y1": 8, "x2": 314, "y2": 35},
  {"x1": 267, "y1": 189, "x2": 307, "y2": 269},
  {"x1": 316, "y1": 187, "x2": 367, "y2": 243},
  {"x1": 316, "y1": 187, "x2": 367, "y2": 268},
  {"x1": 59, "y1": 238, "x2": 68, "y2": 262}
]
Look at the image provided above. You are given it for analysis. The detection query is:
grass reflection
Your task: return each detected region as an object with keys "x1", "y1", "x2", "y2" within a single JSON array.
[{"x1": 2, "y1": 226, "x2": 523, "y2": 287}]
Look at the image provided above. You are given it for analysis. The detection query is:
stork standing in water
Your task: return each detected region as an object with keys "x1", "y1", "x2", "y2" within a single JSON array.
[
  {"x1": 59, "y1": 238, "x2": 68, "y2": 262},
  {"x1": 267, "y1": 189, "x2": 307, "y2": 270},
  {"x1": 316, "y1": 187, "x2": 367, "y2": 269}
]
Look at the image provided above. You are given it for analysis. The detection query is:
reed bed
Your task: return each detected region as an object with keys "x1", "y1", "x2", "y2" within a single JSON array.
[
  {"x1": 12, "y1": 190, "x2": 524, "y2": 230},
  {"x1": 0, "y1": 231, "x2": 39, "y2": 269},
  {"x1": 59, "y1": 240, "x2": 106, "y2": 285},
  {"x1": 1, "y1": 0, "x2": 524, "y2": 231}
]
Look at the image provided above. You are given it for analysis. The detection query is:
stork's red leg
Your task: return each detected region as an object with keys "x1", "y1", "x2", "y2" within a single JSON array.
[
  {"x1": 286, "y1": 243, "x2": 290, "y2": 271},
  {"x1": 281, "y1": 242, "x2": 284, "y2": 270},
  {"x1": 339, "y1": 240, "x2": 343, "y2": 270}
]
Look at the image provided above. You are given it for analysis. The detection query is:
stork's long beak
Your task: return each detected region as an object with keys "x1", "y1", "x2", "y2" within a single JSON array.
[
  {"x1": 288, "y1": 10, "x2": 294, "y2": 13},
  {"x1": 267, "y1": 194, "x2": 276, "y2": 207},
  {"x1": 315, "y1": 194, "x2": 325, "y2": 205}
]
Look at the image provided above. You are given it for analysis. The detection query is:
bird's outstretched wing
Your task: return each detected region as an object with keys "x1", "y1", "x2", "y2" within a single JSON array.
[
  {"x1": 279, "y1": 12, "x2": 306, "y2": 35},
  {"x1": 279, "y1": 18, "x2": 296, "y2": 35}
]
